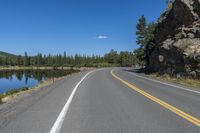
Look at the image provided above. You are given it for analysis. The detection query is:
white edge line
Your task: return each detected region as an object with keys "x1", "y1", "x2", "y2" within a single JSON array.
[
  {"x1": 49, "y1": 70, "x2": 96, "y2": 133},
  {"x1": 127, "y1": 71, "x2": 200, "y2": 94}
]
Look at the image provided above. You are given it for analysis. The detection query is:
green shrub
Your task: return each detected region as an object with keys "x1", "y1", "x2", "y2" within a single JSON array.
[
  {"x1": 5, "y1": 87, "x2": 29, "y2": 96},
  {"x1": 20, "y1": 87, "x2": 29, "y2": 91},
  {"x1": 5, "y1": 89, "x2": 19, "y2": 95},
  {"x1": 168, "y1": 2, "x2": 173, "y2": 10},
  {"x1": 0, "y1": 94, "x2": 2, "y2": 104},
  {"x1": 98, "y1": 62, "x2": 117, "y2": 67}
]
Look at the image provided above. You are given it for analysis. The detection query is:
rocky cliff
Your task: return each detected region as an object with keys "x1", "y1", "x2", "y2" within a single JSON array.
[{"x1": 148, "y1": 0, "x2": 200, "y2": 78}]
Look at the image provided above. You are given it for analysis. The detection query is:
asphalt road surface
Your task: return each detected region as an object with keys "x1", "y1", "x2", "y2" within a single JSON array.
[{"x1": 0, "y1": 68, "x2": 200, "y2": 133}]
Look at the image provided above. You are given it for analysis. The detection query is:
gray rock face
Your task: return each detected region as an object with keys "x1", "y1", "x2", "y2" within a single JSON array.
[
  {"x1": 194, "y1": 53, "x2": 200, "y2": 62},
  {"x1": 148, "y1": 0, "x2": 200, "y2": 78}
]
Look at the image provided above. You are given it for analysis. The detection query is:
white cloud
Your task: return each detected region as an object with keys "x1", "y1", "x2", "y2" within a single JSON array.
[{"x1": 96, "y1": 35, "x2": 108, "y2": 39}]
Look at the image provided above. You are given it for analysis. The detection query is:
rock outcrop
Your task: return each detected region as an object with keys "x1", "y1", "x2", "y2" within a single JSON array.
[{"x1": 148, "y1": 0, "x2": 200, "y2": 78}]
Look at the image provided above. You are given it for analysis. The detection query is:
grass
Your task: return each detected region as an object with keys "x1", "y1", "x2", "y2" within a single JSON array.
[
  {"x1": 0, "y1": 95, "x2": 2, "y2": 104},
  {"x1": 150, "y1": 73, "x2": 200, "y2": 88},
  {"x1": 4, "y1": 87, "x2": 29, "y2": 96}
]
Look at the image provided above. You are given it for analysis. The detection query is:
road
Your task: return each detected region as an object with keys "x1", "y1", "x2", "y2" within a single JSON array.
[{"x1": 0, "y1": 68, "x2": 200, "y2": 133}]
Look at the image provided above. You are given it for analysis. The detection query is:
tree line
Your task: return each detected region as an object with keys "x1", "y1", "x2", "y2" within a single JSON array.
[{"x1": 0, "y1": 50, "x2": 138, "y2": 67}]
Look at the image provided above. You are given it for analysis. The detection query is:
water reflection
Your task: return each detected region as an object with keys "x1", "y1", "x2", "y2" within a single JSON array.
[{"x1": 0, "y1": 69, "x2": 77, "y2": 93}]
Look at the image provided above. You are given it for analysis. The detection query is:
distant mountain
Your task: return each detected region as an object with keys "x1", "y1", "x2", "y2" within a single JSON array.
[{"x1": 0, "y1": 51, "x2": 16, "y2": 58}]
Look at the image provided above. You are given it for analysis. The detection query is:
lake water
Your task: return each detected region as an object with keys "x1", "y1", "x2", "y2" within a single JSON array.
[{"x1": 0, "y1": 69, "x2": 77, "y2": 94}]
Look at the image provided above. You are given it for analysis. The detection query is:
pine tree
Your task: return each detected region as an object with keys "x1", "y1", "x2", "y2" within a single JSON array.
[
  {"x1": 24, "y1": 52, "x2": 30, "y2": 66},
  {"x1": 63, "y1": 52, "x2": 67, "y2": 65},
  {"x1": 136, "y1": 15, "x2": 147, "y2": 47},
  {"x1": 135, "y1": 15, "x2": 157, "y2": 66}
]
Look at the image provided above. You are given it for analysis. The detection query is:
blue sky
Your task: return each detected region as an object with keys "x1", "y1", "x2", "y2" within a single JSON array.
[{"x1": 0, "y1": 0, "x2": 167, "y2": 56}]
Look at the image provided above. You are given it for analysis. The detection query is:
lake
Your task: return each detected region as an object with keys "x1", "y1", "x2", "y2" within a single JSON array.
[{"x1": 0, "y1": 69, "x2": 78, "y2": 94}]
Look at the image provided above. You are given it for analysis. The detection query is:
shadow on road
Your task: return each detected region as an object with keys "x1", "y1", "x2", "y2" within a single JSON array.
[{"x1": 122, "y1": 67, "x2": 145, "y2": 74}]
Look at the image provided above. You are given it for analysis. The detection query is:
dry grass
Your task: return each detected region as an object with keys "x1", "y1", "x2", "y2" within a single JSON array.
[{"x1": 150, "y1": 73, "x2": 200, "y2": 88}]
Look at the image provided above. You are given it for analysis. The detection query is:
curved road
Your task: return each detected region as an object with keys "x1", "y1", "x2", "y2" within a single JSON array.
[{"x1": 0, "y1": 68, "x2": 200, "y2": 133}]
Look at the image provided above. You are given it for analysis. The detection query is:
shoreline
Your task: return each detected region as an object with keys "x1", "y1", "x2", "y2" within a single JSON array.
[
  {"x1": 0, "y1": 66, "x2": 94, "y2": 70},
  {"x1": 1, "y1": 77, "x2": 62, "y2": 104},
  {"x1": 0, "y1": 68, "x2": 92, "y2": 105}
]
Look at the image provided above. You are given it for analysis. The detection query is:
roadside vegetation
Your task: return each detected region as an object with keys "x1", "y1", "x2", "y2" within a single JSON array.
[
  {"x1": 150, "y1": 73, "x2": 200, "y2": 88},
  {"x1": 4, "y1": 87, "x2": 29, "y2": 96},
  {"x1": 0, "y1": 95, "x2": 2, "y2": 104}
]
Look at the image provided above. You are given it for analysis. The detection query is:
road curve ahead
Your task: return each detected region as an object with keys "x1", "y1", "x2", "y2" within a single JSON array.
[{"x1": 0, "y1": 68, "x2": 200, "y2": 133}]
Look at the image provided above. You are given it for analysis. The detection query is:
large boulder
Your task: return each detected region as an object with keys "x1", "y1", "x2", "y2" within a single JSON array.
[{"x1": 148, "y1": 0, "x2": 200, "y2": 78}]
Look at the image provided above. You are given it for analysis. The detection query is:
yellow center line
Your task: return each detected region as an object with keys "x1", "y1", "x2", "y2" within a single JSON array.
[{"x1": 110, "y1": 69, "x2": 200, "y2": 127}]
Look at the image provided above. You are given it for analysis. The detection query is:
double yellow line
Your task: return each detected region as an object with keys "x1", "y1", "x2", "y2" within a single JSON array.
[{"x1": 110, "y1": 69, "x2": 200, "y2": 127}]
